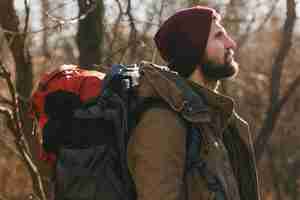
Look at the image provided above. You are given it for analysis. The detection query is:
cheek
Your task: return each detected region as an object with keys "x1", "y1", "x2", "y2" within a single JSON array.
[{"x1": 206, "y1": 44, "x2": 224, "y2": 63}]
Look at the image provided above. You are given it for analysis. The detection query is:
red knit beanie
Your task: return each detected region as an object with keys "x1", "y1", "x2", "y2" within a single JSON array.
[{"x1": 154, "y1": 6, "x2": 218, "y2": 77}]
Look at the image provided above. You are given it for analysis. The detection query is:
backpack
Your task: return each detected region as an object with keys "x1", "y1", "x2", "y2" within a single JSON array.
[
  {"x1": 29, "y1": 64, "x2": 105, "y2": 164},
  {"x1": 30, "y1": 63, "x2": 202, "y2": 200}
]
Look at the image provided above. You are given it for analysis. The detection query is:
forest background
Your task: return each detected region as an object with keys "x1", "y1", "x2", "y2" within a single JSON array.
[{"x1": 0, "y1": 0, "x2": 299, "y2": 199}]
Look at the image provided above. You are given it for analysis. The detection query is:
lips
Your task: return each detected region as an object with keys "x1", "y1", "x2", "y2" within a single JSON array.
[{"x1": 225, "y1": 49, "x2": 234, "y2": 64}]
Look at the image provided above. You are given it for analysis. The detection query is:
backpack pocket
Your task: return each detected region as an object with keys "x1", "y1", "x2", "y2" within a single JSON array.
[
  {"x1": 94, "y1": 151, "x2": 127, "y2": 200},
  {"x1": 55, "y1": 145, "x2": 127, "y2": 200}
]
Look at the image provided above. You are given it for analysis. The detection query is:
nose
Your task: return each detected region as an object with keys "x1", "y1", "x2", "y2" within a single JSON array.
[{"x1": 225, "y1": 35, "x2": 237, "y2": 50}]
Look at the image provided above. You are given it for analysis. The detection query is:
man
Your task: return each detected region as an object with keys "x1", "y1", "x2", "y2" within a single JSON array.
[{"x1": 127, "y1": 6, "x2": 260, "y2": 200}]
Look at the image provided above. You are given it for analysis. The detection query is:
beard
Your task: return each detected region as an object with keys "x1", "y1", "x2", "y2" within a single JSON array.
[{"x1": 201, "y1": 50, "x2": 239, "y2": 81}]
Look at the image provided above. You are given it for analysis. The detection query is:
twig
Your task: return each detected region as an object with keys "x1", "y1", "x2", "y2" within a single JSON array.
[
  {"x1": 254, "y1": 0, "x2": 297, "y2": 162},
  {"x1": 22, "y1": 149, "x2": 46, "y2": 200},
  {"x1": 105, "y1": 0, "x2": 125, "y2": 64},
  {"x1": 0, "y1": 106, "x2": 16, "y2": 134},
  {"x1": 114, "y1": 0, "x2": 124, "y2": 15},
  {"x1": 0, "y1": 62, "x2": 46, "y2": 200},
  {"x1": 23, "y1": 0, "x2": 30, "y2": 34},
  {"x1": 278, "y1": 75, "x2": 300, "y2": 109},
  {"x1": 0, "y1": 63, "x2": 22, "y2": 139},
  {"x1": 0, "y1": 137, "x2": 22, "y2": 159},
  {"x1": 0, "y1": 0, "x2": 96, "y2": 36},
  {"x1": 45, "y1": 0, "x2": 97, "y2": 25},
  {"x1": 152, "y1": 0, "x2": 167, "y2": 63},
  {"x1": 0, "y1": 95, "x2": 13, "y2": 107},
  {"x1": 126, "y1": 0, "x2": 138, "y2": 62},
  {"x1": 102, "y1": 43, "x2": 132, "y2": 64},
  {"x1": 256, "y1": 0, "x2": 280, "y2": 32},
  {"x1": 238, "y1": 0, "x2": 280, "y2": 49}
]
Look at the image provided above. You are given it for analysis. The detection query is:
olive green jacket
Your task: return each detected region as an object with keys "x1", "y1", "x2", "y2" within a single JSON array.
[{"x1": 127, "y1": 62, "x2": 260, "y2": 200}]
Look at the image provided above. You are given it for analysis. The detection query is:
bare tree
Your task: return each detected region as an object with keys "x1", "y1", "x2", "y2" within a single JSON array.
[
  {"x1": 151, "y1": 0, "x2": 167, "y2": 63},
  {"x1": 0, "y1": 0, "x2": 47, "y2": 199},
  {"x1": 236, "y1": 0, "x2": 280, "y2": 51},
  {"x1": 77, "y1": 0, "x2": 104, "y2": 68},
  {"x1": 41, "y1": 0, "x2": 51, "y2": 58},
  {"x1": 254, "y1": 0, "x2": 299, "y2": 162},
  {"x1": 104, "y1": 0, "x2": 125, "y2": 65},
  {"x1": 126, "y1": 0, "x2": 139, "y2": 63},
  {"x1": 0, "y1": 62, "x2": 46, "y2": 200}
]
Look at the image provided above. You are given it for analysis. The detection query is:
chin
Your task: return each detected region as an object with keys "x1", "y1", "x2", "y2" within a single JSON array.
[
  {"x1": 201, "y1": 60, "x2": 239, "y2": 80},
  {"x1": 223, "y1": 60, "x2": 239, "y2": 80}
]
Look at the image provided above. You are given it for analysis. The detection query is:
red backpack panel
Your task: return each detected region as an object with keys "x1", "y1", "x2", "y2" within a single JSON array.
[{"x1": 29, "y1": 64, "x2": 106, "y2": 164}]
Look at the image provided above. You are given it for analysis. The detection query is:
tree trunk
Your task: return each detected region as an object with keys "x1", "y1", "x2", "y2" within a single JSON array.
[
  {"x1": 41, "y1": 0, "x2": 51, "y2": 58},
  {"x1": 254, "y1": 0, "x2": 296, "y2": 163},
  {"x1": 0, "y1": 1, "x2": 48, "y2": 199},
  {"x1": 77, "y1": 0, "x2": 104, "y2": 68},
  {"x1": 0, "y1": 0, "x2": 34, "y2": 155},
  {"x1": 0, "y1": 0, "x2": 33, "y2": 108}
]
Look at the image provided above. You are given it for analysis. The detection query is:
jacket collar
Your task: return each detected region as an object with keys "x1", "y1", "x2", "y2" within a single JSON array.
[
  {"x1": 187, "y1": 80, "x2": 235, "y2": 124},
  {"x1": 140, "y1": 62, "x2": 235, "y2": 127}
]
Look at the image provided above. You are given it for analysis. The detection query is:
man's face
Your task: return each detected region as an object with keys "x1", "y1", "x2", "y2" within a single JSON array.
[{"x1": 201, "y1": 18, "x2": 239, "y2": 80}]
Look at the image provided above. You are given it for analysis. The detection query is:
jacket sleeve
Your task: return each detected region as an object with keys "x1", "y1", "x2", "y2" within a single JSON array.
[{"x1": 127, "y1": 107, "x2": 187, "y2": 200}]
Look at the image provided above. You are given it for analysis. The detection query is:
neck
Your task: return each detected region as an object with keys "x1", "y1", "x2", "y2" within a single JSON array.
[{"x1": 188, "y1": 66, "x2": 220, "y2": 91}]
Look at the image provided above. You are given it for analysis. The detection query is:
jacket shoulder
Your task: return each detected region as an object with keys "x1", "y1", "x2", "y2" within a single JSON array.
[
  {"x1": 136, "y1": 105, "x2": 187, "y2": 132},
  {"x1": 127, "y1": 105, "x2": 188, "y2": 200}
]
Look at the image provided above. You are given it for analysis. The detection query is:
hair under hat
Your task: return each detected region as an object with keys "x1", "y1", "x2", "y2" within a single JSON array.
[{"x1": 154, "y1": 6, "x2": 218, "y2": 77}]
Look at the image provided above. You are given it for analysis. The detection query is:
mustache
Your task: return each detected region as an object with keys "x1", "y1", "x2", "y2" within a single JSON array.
[
  {"x1": 225, "y1": 48, "x2": 234, "y2": 59},
  {"x1": 226, "y1": 49, "x2": 234, "y2": 57},
  {"x1": 224, "y1": 48, "x2": 236, "y2": 66}
]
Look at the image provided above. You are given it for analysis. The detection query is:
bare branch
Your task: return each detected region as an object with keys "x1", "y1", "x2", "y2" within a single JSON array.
[
  {"x1": 0, "y1": 0, "x2": 97, "y2": 36},
  {"x1": 0, "y1": 106, "x2": 16, "y2": 134},
  {"x1": 255, "y1": 0, "x2": 280, "y2": 32},
  {"x1": 141, "y1": 4, "x2": 156, "y2": 35},
  {"x1": 0, "y1": 137, "x2": 22, "y2": 159},
  {"x1": 238, "y1": 0, "x2": 280, "y2": 49},
  {"x1": 23, "y1": 0, "x2": 30, "y2": 34},
  {"x1": 131, "y1": 18, "x2": 160, "y2": 27},
  {"x1": 22, "y1": 149, "x2": 46, "y2": 200},
  {"x1": 278, "y1": 75, "x2": 300, "y2": 109},
  {"x1": 126, "y1": 0, "x2": 138, "y2": 62},
  {"x1": 266, "y1": 146, "x2": 284, "y2": 200},
  {"x1": 0, "y1": 95, "x2": 13, "y2": 107},
  {"x1": 105, "y1": 0, "x2": 125, "y2": 64},
  {"x1": 269, "y1": 0, "x2": 296, "y2": 105},
  {"x1": 0, "y1": 63, "x2": 22, "y2": 138},
  {"x1": 254, "y1": 0, "x2": 297, "y2": 162},
  {"x1": 237, "y1": 15, "x2": 256, "y2": 49},
  {"x1": 0, "y1": 60, "x2": 46, "y2": 199},
  {"x1": 0, "y1": 2, "x2": 46, "y2": 199},
  {"x1": 102, "y1": 43, "x2": 133, "y2": 64},
  {"x1": 46, "y1": 0, "x2": 97, "y2": 23},
  {"x1": 114, "y1": 0, "x2": 124, "y2": 14},
  {"x1": 152, "y1": 0, "x2": 167, "y2": 63}
]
